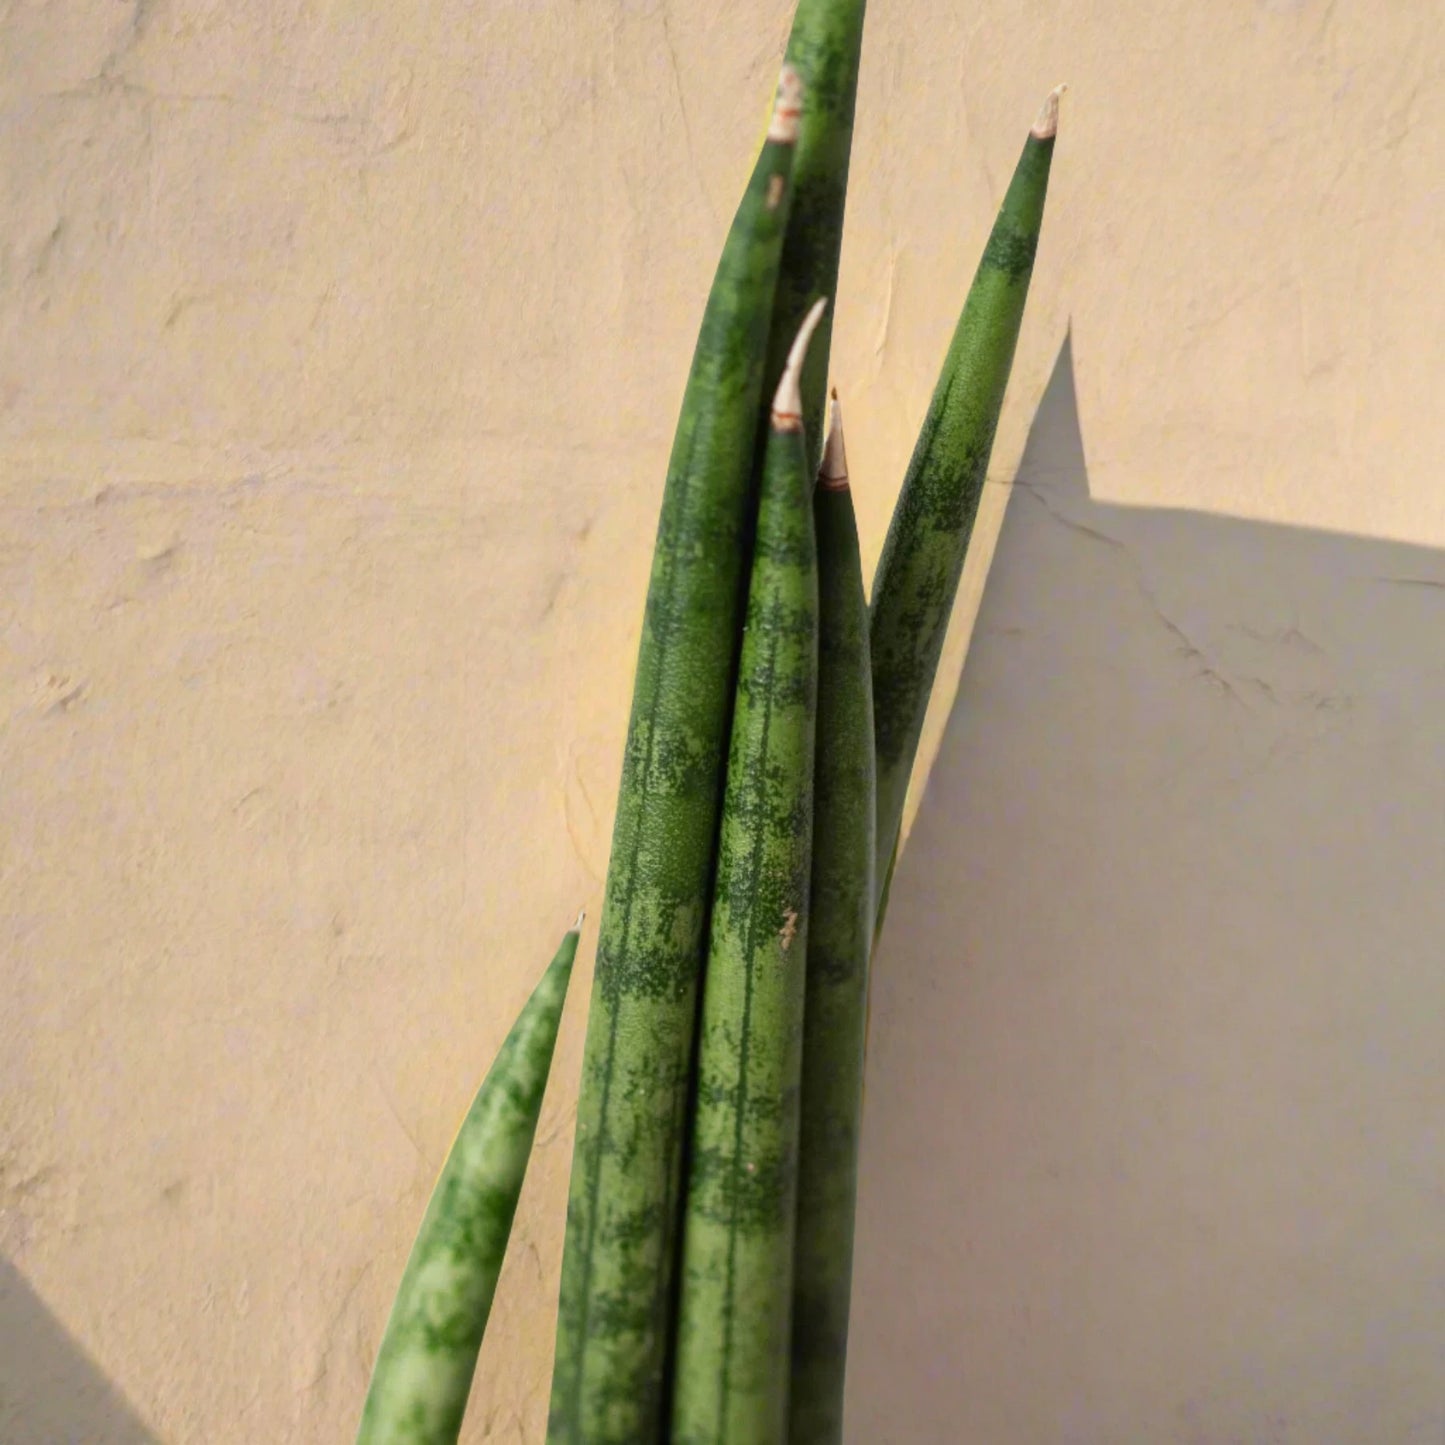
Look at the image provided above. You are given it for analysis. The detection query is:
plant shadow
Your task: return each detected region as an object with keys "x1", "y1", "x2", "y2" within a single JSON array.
[
  {"x1": 845, "y1": 333, "x2": 1445, "y2": 1443},
  {"x1": 0, "y1": 1257, "x2": 159, "y2": 1444}
]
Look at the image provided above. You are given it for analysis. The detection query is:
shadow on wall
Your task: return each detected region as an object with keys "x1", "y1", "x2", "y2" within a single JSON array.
[
  {"x1": 0, "y1": 1257, "x2": 158, "y2": 1445},
  {"x1": 845, "y1": 334, "x2": 1445, "y2": 1444}
]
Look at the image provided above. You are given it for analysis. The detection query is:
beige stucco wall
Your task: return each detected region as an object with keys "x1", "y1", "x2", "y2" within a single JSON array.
[{"x1": 4, "y1": 2, "x2": 1443, "y2": 1441}]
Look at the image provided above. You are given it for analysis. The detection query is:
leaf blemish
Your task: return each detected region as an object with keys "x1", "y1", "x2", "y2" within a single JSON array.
[{"x1": 779, "y1": 908, "x2": 798, "y2": 951}]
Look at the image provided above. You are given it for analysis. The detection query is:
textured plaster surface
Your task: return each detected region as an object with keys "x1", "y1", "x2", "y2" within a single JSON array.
[{"x1": 1, "y1": 1, "x2": 1443, "y2": 1441}]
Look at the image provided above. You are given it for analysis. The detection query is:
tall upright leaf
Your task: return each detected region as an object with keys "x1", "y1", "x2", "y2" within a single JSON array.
[
  {"x1": 548, "y1": 66, "x2": 804, "y2": 1445},
  {"x1": 789, "y1": 394, "x2": 876, "y2": 1444},
  {"x1": 869, "y1": 87, "x2": 1063, "y2": 906},
  {"x1": 767, "y1": 0, "x2": 869, "y2": 481},
  {"x1": 670, "y1": 302, "x2": 827, "y2": 1445}
]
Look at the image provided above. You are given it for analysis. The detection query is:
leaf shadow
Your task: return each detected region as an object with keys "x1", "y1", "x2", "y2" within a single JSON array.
[
  {"x1": 0, "y1": 1256, "x2": 159, "y2": 1444},
  {"x1": 846, "y1": 331, "x2": 1445, "y2": 1442}
]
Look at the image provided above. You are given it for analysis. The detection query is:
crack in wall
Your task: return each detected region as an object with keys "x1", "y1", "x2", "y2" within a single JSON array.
[{"x1": 1013, "y1": 478, "x2": 1255, "y2": 709}]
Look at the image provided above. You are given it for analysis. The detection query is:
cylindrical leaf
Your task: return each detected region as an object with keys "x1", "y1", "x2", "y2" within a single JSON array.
[
  {"x1": 869, "y1": 88, "x2": 1063, "y2": 906},
  {"x1": 357, "y1": 921, "x2": 580, "y2": 1445},
  {"x1": 670, "y1": 302, "x2": 827, "y2": 1445},
  {"x1": 548, "y1": 66, "x2": 804, "y2": 1445},
  {"x1": 789, "y1": 394, "x2": 876, "y2": 1445}
]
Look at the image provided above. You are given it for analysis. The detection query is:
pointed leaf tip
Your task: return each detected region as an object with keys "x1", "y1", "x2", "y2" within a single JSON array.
[
  {"x1": 819, "y1": 389, "x2": 850, "y2": 491},
  {"x1": 1031, "y1": 83, "x2": 1067, "y2": 139},
  {"x1": 771, "y1": 297, "x2": 829, "y2": 432},
  {"x1": 572, "y1": 908, "x2": 585, "y2": 934}
]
